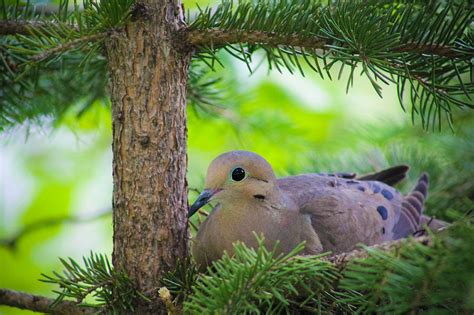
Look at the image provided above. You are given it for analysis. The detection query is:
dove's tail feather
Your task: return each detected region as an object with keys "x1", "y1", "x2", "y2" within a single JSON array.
[
  {"x1": 420, "y1": 215, "x2": 449, "y2": 231},
  {"x1": 392, "y1": 173, "x2": 429, "y2": 239},
  {"x1": 358, "y1": 165, "x2": 409, "y2": 186}
]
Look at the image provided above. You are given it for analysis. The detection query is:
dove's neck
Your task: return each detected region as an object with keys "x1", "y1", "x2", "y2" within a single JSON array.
[
  {"x1": 242, "y1": 186, "x2": 290, "y2": 218},
  {"x1": 265, "y1": 186, "x2": 289, "y2": 211}
]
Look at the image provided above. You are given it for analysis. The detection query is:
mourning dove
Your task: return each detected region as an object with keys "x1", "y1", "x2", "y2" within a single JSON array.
[{"x1": 189, "y1": 151, "x2": 434, "y2": 268}]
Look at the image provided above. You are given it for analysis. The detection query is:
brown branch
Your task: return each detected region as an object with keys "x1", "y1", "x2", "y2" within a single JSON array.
[
  {"x1": 329, "y1": 211, "x2": 453, "y2": 265},
  {"x1": 3, "y1": 20, "x2": 467, "y2": 60},
  {"x1": 184, "y1": 28, "x2": 468, "y2": 59},
  {"x1": 0, "y1": 19, "x2": 77, "y2": 36},
  {"x1": 326, "y1": 235, "x2": 432, "y2": 269},
  {"x1": 0, "y1": 20, "x2": 51, "y2": 35},
  {"x1": 0, "y1": 20, "x2": 105, "y2": 62},
  {"x1": 396, "y1": 42, "x2": 466, "y2": 59},
  {"x1": 0, "y1": 288, "x2": 96, "y2": 314},
  {"x1": 326, "y1": 218, "x2": 448, "y2": 268},
  {"x1": 185, "y1": 28, "x2": 326, "y2": 50},
  {"x1": 0, "y1": 209, "x2": 111, "y2": 250}
]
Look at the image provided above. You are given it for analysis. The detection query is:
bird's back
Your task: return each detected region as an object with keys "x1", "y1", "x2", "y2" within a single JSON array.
[{"x1": 277, "y1": 173, "x2": 421, "y2": 254}]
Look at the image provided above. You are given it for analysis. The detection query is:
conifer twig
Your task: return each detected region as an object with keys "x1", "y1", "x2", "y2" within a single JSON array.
[{"x1": 0, "y1": 288, "x2": 96, "y2": 315}]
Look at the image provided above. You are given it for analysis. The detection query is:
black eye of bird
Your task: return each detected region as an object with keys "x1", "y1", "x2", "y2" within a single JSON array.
[{"x1": 231, "y1": 167, "x2": 246, "y2": 181}]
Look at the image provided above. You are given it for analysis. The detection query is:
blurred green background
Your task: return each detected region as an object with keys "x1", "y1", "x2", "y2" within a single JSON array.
[{"x1": 1, "y1": 2, "x2": 473, "y2": 314}]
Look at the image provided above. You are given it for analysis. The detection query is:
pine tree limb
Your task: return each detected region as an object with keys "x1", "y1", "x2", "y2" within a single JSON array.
[
  {"x1": 31, "y1": 33, "x2": 106, "y2": 62},
  {"x1": 185, "y1": 29, "x2": 469, "y2": 59},
  {"x1": 185, "y1": 29, "x2": 326, "y2": 50},
  {"x1": 0, "y1": 20, "x2": 56, "y2": 36},
  {"x1": 326, "y1": 219, "x2": 448, "y2": 268},
  {"x1": 0, "y1": 209, "x2": 111, "y2": 250},
  {"x1": 327, "y1": 235, "x2": 432, "y2": 269},
  {"x1": 396, "y1": 42, "x2": 467, "y2": 59},
  {"x1": 0, "y1": 233, "x2": 446, "y2": 314},
  {"x1": 0, "y1": 288, "x2": 96, "y2": 314}
]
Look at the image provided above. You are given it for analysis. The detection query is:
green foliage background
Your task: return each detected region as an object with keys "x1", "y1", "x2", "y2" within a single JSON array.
[{"x1": 0, "y1": 0, "x2": 473, "y2": 314}]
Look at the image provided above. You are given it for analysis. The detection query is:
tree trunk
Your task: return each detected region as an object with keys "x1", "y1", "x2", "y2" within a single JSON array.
[{"x1": 105, "y1": 0, "x2": 190, "y2": 312}]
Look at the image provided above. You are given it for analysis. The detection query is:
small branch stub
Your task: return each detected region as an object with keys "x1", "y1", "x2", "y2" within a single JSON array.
[{"x1": 158, "y1": 287, "x2": 181, "y2": 315}]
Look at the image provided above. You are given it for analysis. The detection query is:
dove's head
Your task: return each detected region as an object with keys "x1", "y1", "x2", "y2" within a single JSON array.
[{"x1": 188, "y1": 151, "x2": 277, "y2": 217}]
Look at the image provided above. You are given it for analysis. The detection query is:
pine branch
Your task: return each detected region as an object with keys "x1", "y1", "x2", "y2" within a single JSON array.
[
  {"x1": 0, "y1": 288, "x2": 95, "y2": 315},
  {"x1": 3, "y1": 15, "x2": 468, "y2": 61},
  {"x1": 396, "y1": 42, "x2": 468, "y2": 59},
  {"x1": 0, "y1": 229, "x2": 459, "y2": 314},
  {"x1": 183, "y1": 233, "x2": 445, "y2": 313},
  {"x1": 30, "y1": 33, "x2": 106, "y2": 62},
  {"x1": 186, "y1": 29, "x2": 326, "y2": 50},
  {"x1": 186, "y1": 61, "x2": 241, "y2": 120},
  {"x1": 0, "y1": 0, "x2": 135, "y2": 129},
  {"x1": 327, "y1": 235, "x2": 432, "y2": 269},
  {"x1": 0, "y1": 209, "x2": 111, "y2": 250},
  {"x1": 187, "y1": 0, "x2": 474, "y2": 129},
  {"x1": 186, "y1": 29, "x2": 468, "y2": 60},
  {"x1": 0, "y1": 20, "x2": 53, "y2": 36},
  {"x1": 185, "y1": 238, "x2": 338, "y2": 313},
  {"x1": 39, "y1": 253, "x2": 147, "y2": 313}
]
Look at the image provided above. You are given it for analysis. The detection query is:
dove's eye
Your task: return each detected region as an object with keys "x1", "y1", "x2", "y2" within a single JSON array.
[{"x1": 231, "y1": 167, "x2": 246, "y2": 182}]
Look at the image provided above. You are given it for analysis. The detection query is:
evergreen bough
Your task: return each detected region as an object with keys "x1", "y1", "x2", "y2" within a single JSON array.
[
  {"x1": 1, "y1": 0, "x2": 473, "y2": 129},
  {"x1": 34, "y1": 220, "x2": 473, "y2": 314}
]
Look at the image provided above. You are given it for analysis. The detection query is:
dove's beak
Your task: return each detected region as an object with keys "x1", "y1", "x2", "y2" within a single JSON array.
[{"x1": 188, "y1": 189, "x2": 220, "y2": 218}]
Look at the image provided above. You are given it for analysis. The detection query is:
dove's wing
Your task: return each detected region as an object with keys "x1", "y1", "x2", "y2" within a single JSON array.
[
  {"x1": 278, "y1": 174, "x2": 428, "y2": 253},
  {"x1": 357, "y1": 165, "x2": 409, "y2": 186},
  {"x1": 278, "y1": 173, "x2": 427, "y2": 254},
  {"x1": 278, "y1": 175, "x2": 400, "y2": 253}
]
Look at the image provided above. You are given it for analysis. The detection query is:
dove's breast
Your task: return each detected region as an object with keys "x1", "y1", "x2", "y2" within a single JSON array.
[{"x1": 192, "y1": 200, "x2": 323, "y2": 268}]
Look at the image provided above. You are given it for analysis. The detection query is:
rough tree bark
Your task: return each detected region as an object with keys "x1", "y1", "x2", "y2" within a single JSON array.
[{"x1": 105, "y1": 0, "x2": 191, "y2": 312}]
